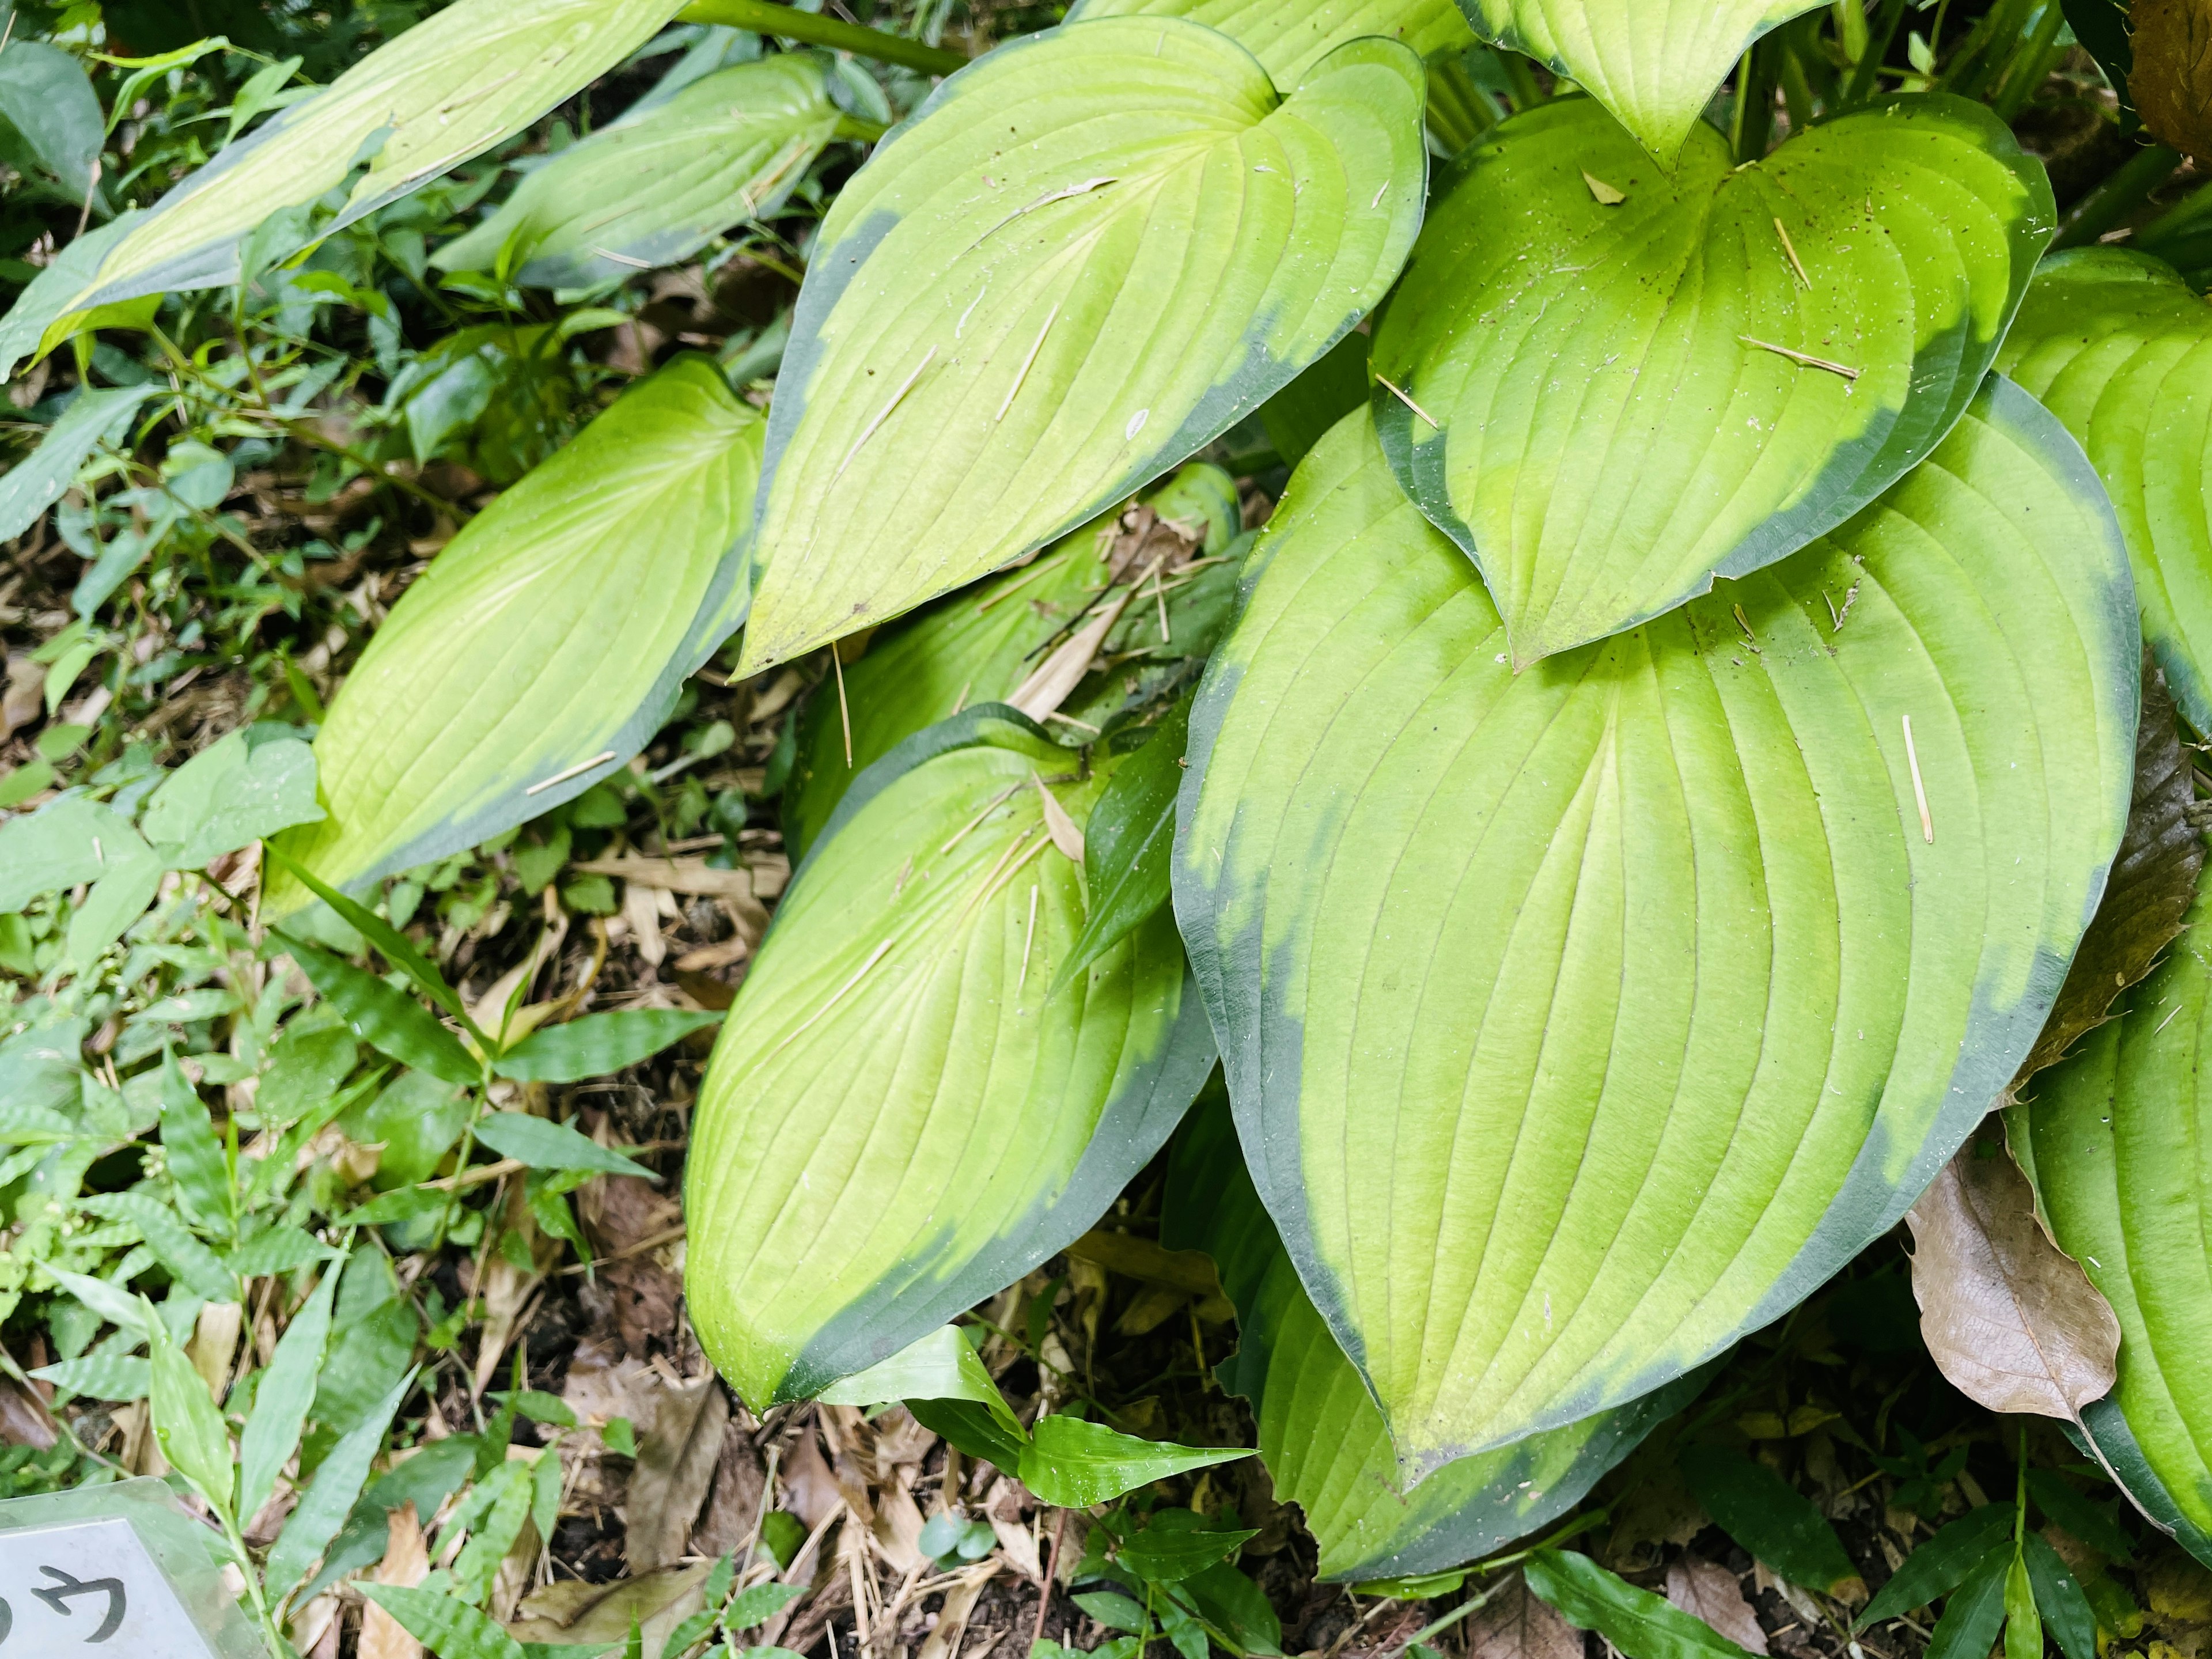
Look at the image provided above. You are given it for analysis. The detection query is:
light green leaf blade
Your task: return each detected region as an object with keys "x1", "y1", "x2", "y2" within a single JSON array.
[
  {"x1": 1018, "y1": 1414, "x2": 1247, "y2": 1508},
  {"x1": 1163, "y1": 1089, "x2": 1710, "y2": 1581},
  {"x1": 686, "y1": 708, "x2": 1217, "y2": 1406},
  {"x1": 1455, "y1": 0, "x2": 1826, "y2": 161},
  {"x1": 472, "y1": 1112, "x2": 656, "y2": 1179},
  {"x1": 0, "y1": 0, "x2": 684, "y2": 378},
  {"x1": 1062, "y1": 0, "x2": 1472, "y2": 89},
  {"x1": 140, "y1": 728, "x2": 322, "y2": 869},
  {"x1": 816, "y1": 1324, "x2": 1023, "y2": 1437},
  {"x1": 0, "y1": 385, "x2": 156, "y2": 541},
  {"x1": 1524, "y1": 1550, "x2": 1757, "y2": 1659},
  {"x1": 268, "y1": 1368, "x2": 416, "y2": 1596},
  {"x1": 782, "y1": 461, "x2": 1240, "y2": 862},
  {"x1": 738, "y1": 17, "x2": 1427, "y2": 675},
  {"x1": 1370, "y1": 94, "x2": 2052, "y2": 667},
  {"x1": 490, "y1": 1009, "x2": 722, "y2": 1084},
  {"x1": 361, "y1": 1585, "x2": 528, "y2": 1659},
  {"x1": 238, "y1": 1260, "x2": 339, "y2": 1525},
  {"x1": 1175, "y1": 390, "x2": 2135, "y2": 1472},
  {"x1": 0, "y1": 794, "x2": 149, "y2": 911},
  {"x1": 67, "y1": 842, "x2": 165, "y2": 965},
  {"x1": 2016, "y1": 872, "x2": 2212, "y2": 1568},
  {"x1": 266, "y1": 357, "x2": 762, "y2": 913},
  {"x1": 433, "y1": 56, "x2": 839, "y2": 289},
  {"x1": 149, "y1": 1315, "x2": 234, "y2": 1513},
  {"x1": 1996, "y1": 248, "x2": 2212, "y2": 734}
]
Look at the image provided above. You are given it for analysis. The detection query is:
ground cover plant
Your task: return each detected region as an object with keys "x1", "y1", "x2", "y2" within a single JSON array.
[{"x1": 7, "y1": 2, "x2": 2212, "y2": 1658}]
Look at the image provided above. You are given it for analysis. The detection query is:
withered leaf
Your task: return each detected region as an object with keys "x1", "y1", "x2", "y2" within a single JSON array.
[
  {"x1": 1468, "y1": 1570, "x2": 1585, "y2": 1659},
  {"x1": 1668, "y1": 1556, "x2": 1770, "y2": 1656},
  {"x1": 1905, "y1": 1134, "x2": 2121, "y2": 1421},
  {"x1": 2133, "y1": 0, "x2": 2212, "y2": 161}
]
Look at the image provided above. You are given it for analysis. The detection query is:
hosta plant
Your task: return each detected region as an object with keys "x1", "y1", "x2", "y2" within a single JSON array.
[{"x1": 12, "y1": 0, "x2": 2212, "y2": 1594}]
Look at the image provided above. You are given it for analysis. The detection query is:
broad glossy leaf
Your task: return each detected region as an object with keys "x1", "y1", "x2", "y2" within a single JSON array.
[
  {"x1": 738, "y1": 17, "x2": 1427, "y2": 673},
  {"x1": 472, "y1": 1112, "x2": 656, "y2": 1179},
  {"x1": 783, "y1": 462, "x2": 1239, "y2": 861},
  {"x1": 686, "y1": 708, "x2": 1216, "y2": 1406},
  {"x1": 491, "y1": 1009, "x2": 724, "y2": 1084},
  {"x1": 0, "y1": 0, "x2": 682, "y2": 378},
  {"x1": 1997, "y1": 249, "x2": 2212, "y2": 732},
  {"x1": 433, "y1": 56, "x2": 841, "y2": 289},
  {"x1": 1175, "y1": 391, "x2": 2134, "y2": 1471},
  {"x1": 2015, "y1": 875, "x2": 2212, "y2": 1567},
  {"x1": 1018, "y1": 1414, "x2": 1247, "y2": 1507},
  {"x1": 1164, "y1": 1092, "x2": 1709, "y2": 1581},
  {"x1": 1058, "y1": 698, "x2": 1191, "y2": 995},
  {"x1": 266, "y1": 358, "x2": 762, "y2": 912},
  {"x1": 1063, "y1": 0, "x2": 1472, "y2": 89},
  {"x1": 1370, "y1": 96, "x2": 2051, "y2": 666},
  {"x1": 1456, "y1": 0, "x2": 1825, "y2": 161},
  {"x1": 139, "y1": 728, "x2": 321, "y2": 868}
]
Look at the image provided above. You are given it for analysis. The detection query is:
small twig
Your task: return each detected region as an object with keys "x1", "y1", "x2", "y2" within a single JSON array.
[
  {"x1": 998, "y1": 302, "x2": 1060, "y2": 422},
  {"x1": 1774, "y1": 216, "x2": 1813, "y2": 288},
  {"x1": 1033, "y1": 1509, "x2": 1069, "y2": 1644},
  {"x1": 527, "y1": 751, "x2": 617, "y2": 797},
  {"x1": 1375, "y1": 373, "x2": 1440, "y2": 428},
  {"x1": 1740, "y1": 335, "x2": 1860, "y2": 381},
  {"x1": 838, "y1": 346, "x2": 937, "y2": 478},
  {"x1": 1902, "y1": 713, "x2": 1934, "y2": 843},
  {"x1": 832, "y1": 646, "x2": 853, "y2": 769}
]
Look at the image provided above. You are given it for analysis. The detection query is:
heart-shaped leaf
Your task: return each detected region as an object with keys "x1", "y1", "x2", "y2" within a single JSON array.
[
  {"x1": 737, "y1": 16, "x2": 1427, "y2": 675},
  {"x1": 433, "y1": 56, "x2": 842, "y2": 290},
  {"x1": 1063, "y1": 0, "x2": 1472, "y2": 89},
  {"x1": 1457, "y1": 0, "x2": 1827, "y2": 161},
  {"x1": 686, "y1": 707, "x2": 1217, "y2": 1407},
  {"x1": 1370, "y1": 95, "x2": 2051, "y2": 667},
  {"x1": 1164, "y1": 1090, "x2": 1712, "y2": 1581},
  {"x1": 1997, "y1": 249, "x2": 2212, "y2": 733},
  {"x1": 1175, "y1": 387, "x2": 2134, "y2": 1472},
  {"x1": 0, "y1": 0, "x2": 681, "y2": 378},
  {"x1": 266, "y1": 357, "x2": 761, "y2": 912},
  {"x1": 2013, "y1": 873, "x2": 2212, "y2": 1568}
]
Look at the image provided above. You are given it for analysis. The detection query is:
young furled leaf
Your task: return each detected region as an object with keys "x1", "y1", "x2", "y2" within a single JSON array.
[
  {"x1": 686, "y1": 709, "x2": 1215, "y2": 1407},
  {"x1": 1371, "y1": 96, "x2": 2052, "y2": 666},
  {"x1": 738, "y1": 17, "x2": 1427, "y2": 674},
  {"x1": 1176, "y1": 387, "x2": 2134, "y2": 1472},
  {"x1": 266, "y1": 358, "x2": 763, "y2": 912},
  {"x1": 148, "y1": 1314, "x2": 234, "y2": 1514}
]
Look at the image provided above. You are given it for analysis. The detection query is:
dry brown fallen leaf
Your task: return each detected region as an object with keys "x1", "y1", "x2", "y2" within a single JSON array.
[
  {"x1": 627, "y1": 1370, "x2": 732, "y2": 1574},
  {"x1": 2133, "y1": 0, "x2": 2212, "y2": 160},
  {"x1": 1668, "y1": 1555, "x2": 1769, "y2": 1656},
  {"x1": 509, "y1": 1562, "x2": 715, "y2": 1656},
  {"x1": 1468, "y1": 1571, "x2": 1583, "y2": 1659},
  {"x1": 359, "y1": 1503, "x2": 430, "y2": 1659},
  {"x1": 1906, "y1": 1135, "x2": 2121, "y2": 1420},
  {"x1": 917, "y1": 1562, "x2": 1002, "y2": 1659}
]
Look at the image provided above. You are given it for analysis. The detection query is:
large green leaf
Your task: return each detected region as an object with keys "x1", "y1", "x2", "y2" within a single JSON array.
[
  {"x1": 266, "y1": 357, "x2": 761, "y2": 912},
  {"x1": 783, "y1": 461, "x2": 1241, "y2": 860},
  {"x1": 1175, "y1": 389, "x2": 2135, "y2": 1474},
  {"x1": 687, "y1": 708, "x2": 1216, "y2": 1407},
  {"x1": 737, "y1": 16, "x2": 1427, "y2": 675},
  {"x1": 433, "y1": 56, "x2": 842, "y2": 290},
  {"x1": 1996, "y1": 249, "x2": 2212, "y2": 733},
  {"x1": 1370, "y1": 95, "x2": 2051, "y2": 667},
  {"x1": 1062, "y1": 0, "x2": 1472, "y2": 89},
  {"x1": 1163, "y1": 1089, "x2": 1710, "y2": 1581},
  {"x1": 2013, "y1": 874, "x2": 2212, "y2": 1567},
  {"x1": 1456, "y1": 0, "x2": 1825, "y2": 161},
  {"x1": 0, "y1": 0, "x2": 681, "y2": 379}
]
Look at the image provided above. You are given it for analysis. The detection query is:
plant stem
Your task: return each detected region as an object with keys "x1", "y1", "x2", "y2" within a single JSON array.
[
  {"x1": 1498, "y1": 49, "x2": 1548, "y2": 112},
  {"x1": 219, "y1": 1503, "x2": 289, "y2": 1659},
  {"x1": 1843, "y1": 0, "x2": 1906, "y2": 105},
  {"x1": 1991, "y1": 0, "x2": 2070, "y2": 121},
  {"x1": 2052, "y1": 143, "x2": 2183, "y2": 248},
  {"x1": 676, "y1": 0, "x2": 967, "y2": 76}
]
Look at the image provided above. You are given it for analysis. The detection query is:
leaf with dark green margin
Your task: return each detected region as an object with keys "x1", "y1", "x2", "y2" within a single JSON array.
[
  {"x1": 687, "y1": 707, "x2": 1217, "y2": 1407},
  {"x1": 1163, "y1": 1086, "x2": 1716, "y2": 1581},
  {"x1": 433, "y1": 56, "x2": 840, "y2": 290},
  {"x1": 472, "y1": 1112, "x2": 656, "y2": 1179},
  {"x1": 1679, "y1": 1444, "x2": 1862, "y2": 1596},
  {"x1": 279, "y1": 936, "x2": 481, "y2": 1086},
  {"x1": 1453, "y1": 2, "x2": 1824, "y2": 161},
  {"x1": 0, "y1": 0, "x2": 683, "y2": 379},
  {"x1": 783, "y1": 464, "x2": 1240, "y2": 862},
  {"x1": 1056, "y1": 698, "x2": 1191, "y2": 995},
  {"x1": 1524, "y1": 1551, "x2": 1758, "y2": 1659},
  {"x1": 1370, "y1": 94, "x2": 2052, "y2": 667},
  {"x1": 2010, "y1": 654, "x2": 2200, "y2": 1086},
  {"x1": 1062, "y1": 0, "x2": 1472, "y2": 89},
  {"x1": 1175, "y1": 388, "x2": 2135, "y2": 1473},
  {"x1": 1019, "y1": 1415, "x2": 1247, "y2": 1508},
  {"x1": 266, "y1": 358, "x2": 762, "y2": 914},
  {"x1": 1998, "y1": 249, "x2": 2212, "y2": 733},
  {"x1": 2013, "y1": 870, "x2": 2212, "y2": 1569},
  {"x1": 1260, "y1": 332, "x2": 1370, "y2": 471},
  {"x1": 491, "y1": 1009, "x2": 724, "y2": 1084},
  {"x1": 737, "y1": 17, "x2": 1427, "y2": 674},
  {"x1": 1855, "y1": 1504, "x2": 2018, "y2": 1628}
]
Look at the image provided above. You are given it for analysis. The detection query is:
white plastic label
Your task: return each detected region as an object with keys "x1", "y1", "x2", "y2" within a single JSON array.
[{"x1": 0, "y1": 1517, "x2": 222, "y2": 1657}]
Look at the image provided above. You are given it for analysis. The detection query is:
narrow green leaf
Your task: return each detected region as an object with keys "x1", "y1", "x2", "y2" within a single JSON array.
[
  {"x1": 238, "y1": 1262, "x2": 339, "y2": 1525},
  {"x1": 139, "y1": 729, "x2": 323, "y2": 869},
  {"x1": 1456, "y1": 1, "x2": 1825, "y2": 160},
  {"x1": 907, "y1": 1398, "x2": 1033, "y2": 1473},
  {"x1": 77, "y1": 1192, "x2": 235, "y2": 1302},
  {"x1": 1855, "y1": 1505, "x2": 2018, "y2": 1628},
  {"x1": 149, "y1": 1315, "x2": 234, "y2": 1514},
  {"x1": 41, "y1": 1266, "x2": 154, "y2": 1340},
  {"x1": 1523, "y1": 1550, "x2": 1756, "y2": 1659},
  {"x1": 816, "y1": 1325, "x2": 1024, "y2": 1436},
  {"x1": 0, "y1": 385, "x2": 156, "y2": 543},
  {"x1": 1018, "y1": 1415, "x2": 1247, "y2": 1508},
  {"x1": 472, "y1": 1111, "x2": 654, "y2": 1179},
  {"x1": 225, "y1": 1222, "x2": 332, "y2": 1280},
  {"x1": 2027, "y1": 1469, "x2": 2135, "y2": 1563},
  {"x1": 267, "y1": 359, "x2": 763, "y2": 912},
  {"x1": 66, "y1": 845, "x2": 165, "y2": 965},
  {"x1": 2004, "y1": 1552, "x2": 2041, "y2": 1659},
  {"x1": 268, "y1": 1368, "x2": 416, "y2": 1596},
  {"x1": 453, "y1": 1461, "x2": 536, "y2": 1603},
  {"x1": 1063, "y1": 0, "x2": 1472, "y2": 89},
  {"x1": 1118, "y1": 1523, "x2": 1257, "y2": 1582},
  {"x1": 434, "y1": 56, "x2": 839, "y2": 288},
  {"x1": 1370, "y1": 94, "x2": 2052, "y2": 665},
  {"x1": 0, "y1": 0, "x2": 684, "y2": 377},
  {"x1": 1679, "y1": 1444, "x2": 1862, "y2": 1596},
  {"x1": 30, "y1": 1351, "x2": 151, "y2": 1401},
  {"x1": 362, "y1": 1585, "x2": 528, "y2": 1659},
  {"x1": 1056, "y1": 699, "x2": 1189, "y2": 995},
  {"x1": 725, "y1": 1583, "x2": 810, "y2": 1630},
  {"x1": 687, "y1": 711, "x2": 1215, "y2": 1407},
  {"x1": 738, "y1": 17, "x2": 1427, "y2": 673},
  {"x1": 2022, "y1": 1533, "x2": 2097, "y2": 1659},
  {"x1": 1176, "y1": 388, "x2": 2135, "y2": 1470},
  {"x1": 158, "y1": 1050, "x2": 234, "y2": 1238},
  {"x1": 1925, "y1": 1550, "x2": 2013, "y2": 1659},
  {"x1": 279, "y1": 935, "x2": 482, "y2": 1086},
  {"x1": 491, "y1": 1009, "x2": 724, "y2": 1084},
  {"x1": 262, "y1": 839, "x2": 469, "y2": 1027}
]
